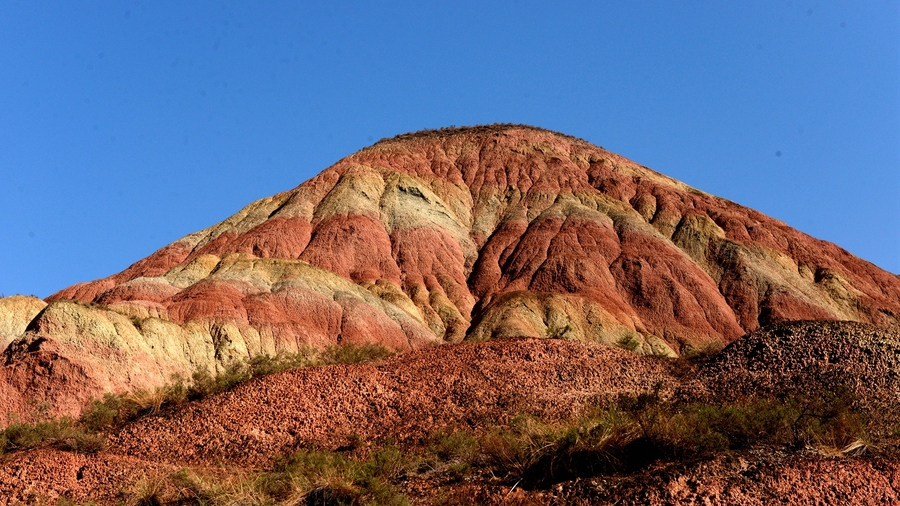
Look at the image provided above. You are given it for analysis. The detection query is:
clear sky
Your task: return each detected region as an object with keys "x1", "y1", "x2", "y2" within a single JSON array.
[{"x1": 1, "y1": 2, "x2": 898, "y2": 298}]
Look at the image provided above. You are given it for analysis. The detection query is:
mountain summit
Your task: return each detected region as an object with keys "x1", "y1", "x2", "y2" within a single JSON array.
[{"x1": 2, "y1": 124, "x2": 899, "y2": 420}]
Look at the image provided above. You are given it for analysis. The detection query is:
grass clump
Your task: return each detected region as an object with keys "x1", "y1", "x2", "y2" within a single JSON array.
[
  {"x1": 618, "y1": 387, "x2": 871, "y2": 461},
  {"x1": 321, "y1": 343, "x2": 395, "y2": 365},
  {"x1": 264, "y1": 446, "x2": 412, "y2": 505},
  {"x1": 187, "y1": 344, "x2": 393, "y2": 400},
  {"x1": 0, "y1": 416, "x2": 104, "y2": 456},
  {"x1": 477, "y1": 409, "x2": 639, "y2": 487},
  {"x1": 680, "y1": 341, "x2": 725, "y2": 361},
  {"x1": 187, "y1": 350, "x2": 322, "y2": 400},
  {"x1": 426, "y1": 429, "x2": 480, "y2": 478},
  {"x1": 445, "y1": 388, "x2": 879, "y2": 489},
  {"x1": 67, "y1": 387, "x2": 888, "y2": 501},
  {"x1": 120, "y1": 445, "x2": 413, "y2": 506},
  {"x1": 81, "y1": 381, "x2": 188, "y2": 432}
]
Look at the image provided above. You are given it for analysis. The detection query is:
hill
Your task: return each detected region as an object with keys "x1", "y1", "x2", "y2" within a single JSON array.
[
  {"x1": 0, "y1": 125, "x2": 898, "y2": 504},
  {"x1": 1, "y1": 125, "x2": 897, "y2": 422}
]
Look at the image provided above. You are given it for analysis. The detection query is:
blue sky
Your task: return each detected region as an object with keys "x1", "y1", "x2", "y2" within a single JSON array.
[{"x1": 1, "y1": 1, "x2": 898, "y2": 298}]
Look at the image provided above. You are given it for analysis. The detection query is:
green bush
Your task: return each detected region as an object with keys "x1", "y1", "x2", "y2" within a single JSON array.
[
  {"x1": 428, "y1": 429, "x2": 479, "y2": 464},
  {"x1": 186, "y1": 346, "x2": 390, "y2": 401},
  {"x1": 81, "y1": 381, "x2": 189, "y2": 432},
  {"x1": 425, "y1": 429, "x2": 479, "y2": 479},
  {"x1": 461, "y1": 389, "x2": 876, "y2": 488},
  {"x1": 247, "y1": 350, "x2": 317, "y2": 376},
  {"x1": 321, "y1": 343, "x2": 394, "y2": 365},
  {"x1": 262, "y1": 446, "x2": 410, "y2": 505},
  {"x1": 361, "y1": 441, "x2": 418, "y2": 483},
  {"x1": 0, "y1": 416, "x2": 105, "y2": 455},
  {"x1": 476, "y1": 408, "x2": 641, "y2": 487}
]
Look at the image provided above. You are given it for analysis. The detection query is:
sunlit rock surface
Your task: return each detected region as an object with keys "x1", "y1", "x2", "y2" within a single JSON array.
[{"x1": 2, "y1": 124, "x2": 899, "y2": 422}]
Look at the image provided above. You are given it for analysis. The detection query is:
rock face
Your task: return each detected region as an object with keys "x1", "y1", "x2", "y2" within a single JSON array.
[
  {"x1": 2, "y1": 124, "x2": 899, "y2": 421},
  {"x1": 0, "y1": 296, "x2": 45, "y2": 349}
]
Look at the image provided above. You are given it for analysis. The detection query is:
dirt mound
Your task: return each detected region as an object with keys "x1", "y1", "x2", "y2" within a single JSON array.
[
  {"x1": 557, "y1": 451, "x2": 900, "y2": 505},
  {"x1": 108, "y1": 338, "x2": 676, "y2": 467},
  {"x1": 0, "y1": 449, "x2": 174, "y2": 506},
  {"x1": 696, "y1": 321, "x2": 900, "y2": 424}
]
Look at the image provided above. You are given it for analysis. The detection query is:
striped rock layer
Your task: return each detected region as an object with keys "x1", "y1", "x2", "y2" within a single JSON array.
[{"x1": 2, "y1": 125, "x2": 899, "y2": 421}]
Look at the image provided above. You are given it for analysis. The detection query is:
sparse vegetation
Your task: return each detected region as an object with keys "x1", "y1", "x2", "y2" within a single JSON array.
[
  {"x1": 616, "y1": 331, "x2": 641, "y2": 352},
  {"x1": 0, "y1": 415, "x2": 104, "y2": 456},
  {"x1": 2, "y1": 335, "x2": 893, "y2": 503},
  {"x1": 680, "y1": 341, "x2": 725, "y2": 361},
  {"x1": 119, "y1": 446, "x2": 414, "y2": 505},
  {"x1": 443, "y1": 388, "x2": 880, "y2": 489},
  {"x1": 321, "y1": 342, "x2": 395, "y2": 365},
  {"x1": 426, "y1": 429, "x2": 479, "y2": 478},
  {"x1": 0, "y1": 343, "x2": 396, "y2": 459},
  {"x1": 99, "y1": 387, "x2": 887, "y2": 503},
  {"x1": 10, "y1": 384, "x2": 884, "y2": 504},
  {"x1": 375, "y1": 123, "x2": 589, "y2": 146}
]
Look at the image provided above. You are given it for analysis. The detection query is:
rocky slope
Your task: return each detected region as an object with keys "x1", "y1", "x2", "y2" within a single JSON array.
[
  {"x1": 0, "y1": 322, "x2": 898, "y2": 505},
  {"x1": 697, "y1": 320, "x2": 900, "y2": 424},
  {"x1": 1, "y1": 124, "x2": 899, "y2": 422}
]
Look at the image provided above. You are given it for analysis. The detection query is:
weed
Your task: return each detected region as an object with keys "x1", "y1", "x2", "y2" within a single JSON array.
[
  {"x1": 428, "y1": 429, "x2": 479, "y2": 466},
  {"x1": 187, "y1": 361, "x2": 251, "y2": 400},
  {"x1": 59, "y1": 386, "x2": 883, "y2": 501},
  {"x1": 247, "y1": 349, "x2": 317, "y2": 376},
  {"x1": 80, "y1": 382, "x2": 188, "y2": 433},
  {"x1": 467, "y1": 388, "x2": 875, "y2": 488},
  {"x1": 264, "y1": 446, "x2": 411, "y2": 504},
  {"x1": 321, "y1": 343, "x2": 394, "y2": 365},
  {"x1": 0, "y1": 416, "x2": 104, "y2": 455},
  {"x1": 125, "y1": 472, "x2": 167, "y2": 506},
  {"x1": 363, "y1": 441, "x2": 418, "y2": 482},
  {"x1": 680, "y1": 341, "x2": 725, "y2": 361}
]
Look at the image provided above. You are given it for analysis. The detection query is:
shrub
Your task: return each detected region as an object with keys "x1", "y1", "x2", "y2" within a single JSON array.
[
  {"x1": 428, "y1": 429, "x2": 479, "y2": 465},
  {"x1": 425, "y1": 429, "x2": 479, "y2": 479},
  {"x1": 680, "y1": 341, "x2": 725, "y2": 361},
  {"x1": 321, "y1": 343, "x2": 394, "y2": 365},
  {"x1": 81, "y1": 382, "x2": 188, "y2": 433},
  {"x1": 187, "y1": 362, "x2": 250, "y2": 400},
  {"x1": 479, "y1": 415, "x2": 557, "y2": 481},
  {"x1": 263, "y1": 446, "x2": 410, "y2": 505},
  {"x1": 80, "y1": 393, "x2": 139, "y2": 432},
  {"x1": 464, "y1": 389, "x2": 876, "y2": 488},
  {"x1": 247, "y1": 350, "x2": 317, "y2": 376},
  {"x1": 0, "y1": 416, "x2": 104, "y2": 455},
  {"x1": 546, "y1": 323, "x2": 574, "y2": 340},
  {"x1": 477, "y1": 408, "x2": 643, "y2": 487},
  {"x1": 361, "y1": 441, "x2": 418, "y2": 483},
  {"x1": 186, "y1": 346, "x2": 389, "y2": 401}
]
